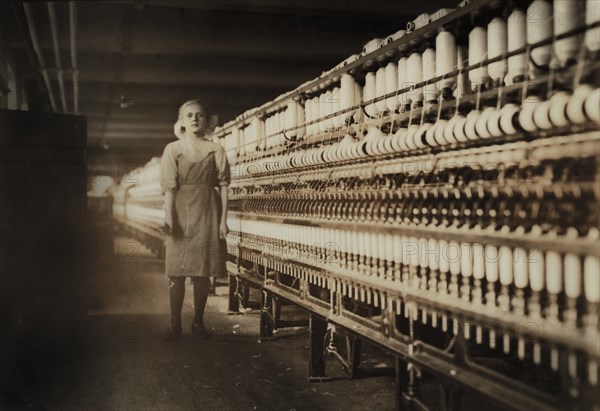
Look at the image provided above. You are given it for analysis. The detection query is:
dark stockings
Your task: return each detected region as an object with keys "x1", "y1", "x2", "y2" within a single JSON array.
[
  {"x1": 192, "y1": 277, "x2": 210, "y2": 326},
  {"x1": 168, "y1": 276, "x2": 211, "y2": 331},
  {"x1": 169, "y1": 277, "x2": 185, "y2": 332}
]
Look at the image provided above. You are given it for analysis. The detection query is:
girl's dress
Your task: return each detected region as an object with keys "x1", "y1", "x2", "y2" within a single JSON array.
[{"x1": 160, "y1": 138, "x2": 230, "y2": 277}]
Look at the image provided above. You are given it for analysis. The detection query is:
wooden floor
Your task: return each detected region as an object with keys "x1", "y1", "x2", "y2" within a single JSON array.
[{"x1": 2, "y1": 236, "x2": 399, "y2": 410}]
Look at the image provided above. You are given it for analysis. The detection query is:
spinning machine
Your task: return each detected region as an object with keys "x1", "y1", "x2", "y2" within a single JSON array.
[
  {"x1": 112, "y1": 157, "x2": 166, "y2": 256},
  {"x1": 216, "y1": 0, "x2": 600, "y2": 410}
]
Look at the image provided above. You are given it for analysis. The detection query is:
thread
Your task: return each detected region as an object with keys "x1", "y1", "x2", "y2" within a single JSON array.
[
  {"x1": 239, "y1": 126, "x2": 246, "y2": 156},
  {"x1": 533, "y1": 100, "x2": 553, "y2": 129},
  {"x1": 248, "y1": 117, "x2": 265, "y2": 151},
  {"x1": 439, "y1": 240, "x2": 450, "y2": 275},
  {"x1": 454, "y1": 46, "x2": 469, "y2": 99},
  {"x1": 375, "y1": 66, "x2": 387, "y2": 113},
  {"x1": 397, "y1": 56, "x2": 409, "y2": 107},
  {"x1": 296, "y1": 102, "x2": 305, "y2": 139},
  {"x1": 506, "y1": 8, "x2": 527, "y2": 85},
  {"x1": 472, "y1": 243, "x2": 485, "y2": 280},
  {"x1": 514, "y1": 247, "x2": 528, "y2": 289},
  {"x1": 264, "y1": 113, "x2": 270, "y2": 150},
  {"x1": 422, "y1": 48, "x2": 437, "y2": 102},
  {"x1": 529, "y1": 246, "x2": 545, "y2": 292},
  {"x1": 305, "y1": 97, "x2": 313, "y2": 136},
  {"x1": 406, "y1": 52, "x2": 423, "y2": 104},
  {"x1": 231, "y1": 126, "x2": 240, "y2": 156},
  {"x1": 354, "y1": 80, "x2": 363, "y2": 122},
  {"x1": 425, "y1": 122, "x2": 439, "y2": 147},
  {"x1": 487, "y1": 17, "x2": 508, "y2": 83},
  {"x1": 500, "y1": 103, "x2": 520, "y2": 134},
  {"x1": 487, "y1": 108, "x2": 504, "y2": 137},
  {"x1": 266, "y1": 116, "x2": 273, "y2": 149},
  {"x1": 527, "y1": 0, "x2": 553, "y2": 68},
  {"x1": 452, "y1": 114, "x2": 469, "y2": 143},
  {"x1": 567, "y1": 84, "x2": 593, "y2": 124},
  {"x1": 436, "y1": 30, "x2": 457, "y2": 91},
  {"x1": 484, "y1": 244, "x2": 499, "y2": 283},
  {"x1": 548, "y1": 91, "x2": 570, "y2": 127},
  {"x1": 464, "y1": 110, "x2": 481, "y2": 140},
  {"x1": 433, "y1": 119, "x2": 448, "y2": 145},
  {"x1": 272, "y1": 112, "x2": 280, "y2": 147},
  {"x1": 585, "y1": 88, "x2": 600, "y2": 123},
  {"x1": 564, "y1": 253, "x2": 582, "y2": 299},
  {"x1": 518, "y1": 96, "x2": 542, "y2": 132},
  {"x1": 499, "y1": 245, "x2": 514, "y2": 286},
  {"x1": 312, "y1": 96, "x2": 322, "y2": 133},
  {"x1": 322, "y1": 89, "x2": 334, "y2": 131},
  {"x1": 475, "y1": 107, "x2": 495, "y2": 138},
  {"x1": 546, "y1": 250, "x2": 563, "y2": 295},
  {"x1": 584, "y1": 254, "x2": 599, "y2": 303},
  {"x1": 461, "y1": 243, "x2": 473, "y2": 278},
  {"x1": 414, "y1": 123, "x2": 432, "y2": 149},
  {"x1": 286, "y1": 100, "x2": 299, "y2": 138},
  {"x1": 468, "y1": 26, "x2": 489, "y2": 89},
  {"x1": 340, "y1": 74, "x2": 357, "y2": 122},
  {"x1": 443, "y1": 115, "x2": 459, "y2": 144},
  {"x1": 364, "y1": 71, "x2": 378, "y2": 117},
  {"x1": 385, "y1": 61, "x2": 399, "y2": 112},
  {"x1": 554, "y1": 0, "x2": 583, "y2": 67},
  {"x1": 585, "y1": 0, "x2": 600, "y2": 52},
  {"x1": 392, "y1": 127, "x2": 408, "y2": 152},
  {"x1": 331, "y1": 87, "x2": 341, "y2": 129}
]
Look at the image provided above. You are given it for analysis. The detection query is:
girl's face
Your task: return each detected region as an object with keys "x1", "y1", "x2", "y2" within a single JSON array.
[{"x1": 181, "y1": 103, "x2": 208, "y2": 135}]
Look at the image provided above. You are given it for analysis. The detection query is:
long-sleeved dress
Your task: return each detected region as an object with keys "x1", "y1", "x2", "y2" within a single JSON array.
[{"x1": 160, "y1": 138, "x2": 230, "y2": 278}]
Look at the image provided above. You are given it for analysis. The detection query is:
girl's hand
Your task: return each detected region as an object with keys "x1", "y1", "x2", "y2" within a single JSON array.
[
  {"x1": 161, "y1": 223, "x2": 172, "y2": 236},
  {"x1": 219, "y1": 220, "x2": 229, "y2": 239},
  {"x1": 162, "y1": 213, "x2": 174, "y2": 236},
  {"x1": 165, "y1": 213, "x2": 174, "y2": 230}
]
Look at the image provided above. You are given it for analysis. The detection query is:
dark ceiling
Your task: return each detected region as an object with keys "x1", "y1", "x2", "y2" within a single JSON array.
[{"x1": 2, "y1": 0, "x2": 458, "y2": 172}]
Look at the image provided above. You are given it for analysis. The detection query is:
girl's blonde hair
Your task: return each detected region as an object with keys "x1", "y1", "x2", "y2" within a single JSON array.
[
  {"x1": 174, "y1": 99, "x2": 218, "y2": 139},
  {"x1": 177, "y1": 99, "x2": 210, "y2": 122}
]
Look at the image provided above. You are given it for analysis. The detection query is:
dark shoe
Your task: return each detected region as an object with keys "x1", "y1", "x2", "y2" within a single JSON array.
[
  {"x1": 191, "y1": 321, "x2": 208, "y2": 339},
  {"x1": 163, "y1": 327, "x2": 182, "y2": 341}
]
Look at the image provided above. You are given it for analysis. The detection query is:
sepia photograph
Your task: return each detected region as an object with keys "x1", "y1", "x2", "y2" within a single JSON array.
[{"x1": 0, "y1": 0, "x2": 599, "y2": 410}]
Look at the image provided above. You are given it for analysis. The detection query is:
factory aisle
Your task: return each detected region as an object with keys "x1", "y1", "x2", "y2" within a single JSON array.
[{"x1": 14, "y1": 236, "x2": 397, "y2": 411}]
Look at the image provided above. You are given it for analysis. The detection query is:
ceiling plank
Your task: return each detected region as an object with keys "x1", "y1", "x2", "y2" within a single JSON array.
[
  {"x1": 65, "y1": 81, "x2": 288, "y2": 109},
  {"x1": 31, "y1": 2, "x2": 413, "y2": 56},
  {"x1": 96, "y1": 0, "x2": 458, "y2": 19}
]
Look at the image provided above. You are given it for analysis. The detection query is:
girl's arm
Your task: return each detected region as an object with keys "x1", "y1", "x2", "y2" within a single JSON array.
[
  {"x1": 164, "y1": 190, "x2": 175, "y2": 229},
  {"x1": 219, "y1": 186, "x2": 229, "y2": 239}
]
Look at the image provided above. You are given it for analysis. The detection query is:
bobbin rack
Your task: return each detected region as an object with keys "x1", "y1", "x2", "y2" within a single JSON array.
[{"x1": 215, "y1": 0, "x2": 600, "y2": 409}]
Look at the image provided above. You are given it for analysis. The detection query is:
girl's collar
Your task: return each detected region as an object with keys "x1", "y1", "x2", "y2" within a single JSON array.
[{"x1": 179, "y1": 135, "x2": 215, "y2": 162}]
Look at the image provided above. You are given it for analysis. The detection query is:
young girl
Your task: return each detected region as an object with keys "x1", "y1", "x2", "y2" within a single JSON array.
[{"x1": 160, "y1": 99, "x2": 230, "y2": 340}]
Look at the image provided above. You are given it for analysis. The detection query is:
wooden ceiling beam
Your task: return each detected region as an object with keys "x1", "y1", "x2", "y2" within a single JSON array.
[
  {"x1": 28, "y1": 2, "x2": 412, "y2": 57},
  {"x1": 57, "y1": 80, "x2": 289, "y2": 107}
]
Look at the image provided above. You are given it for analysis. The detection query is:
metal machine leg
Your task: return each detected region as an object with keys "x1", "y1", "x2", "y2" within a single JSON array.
[
  {"x1": 308, "y1": 314, "x2": 331, "y2": 382},
  {"x1": 439, "y1": 385, "x2": 464, "y2": 411},
  {"x1": 346, "y1": 336, "x2": 362, "y2": 379},
  {"x1": 396, "y1": 357, "x2": 409, "y2": 411},
  {"x1": 227, "y1": 274, "x2": 240, "y2": 314},
  {"x1": 242, "y1": 282, "x2": 250, "y2": 307},
  {"x1": 396, "y1": 357, "x2": 428, "y2": 411},
  {"x1": 259, "y1": 290, "x2": 274, "y2": 341}
]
